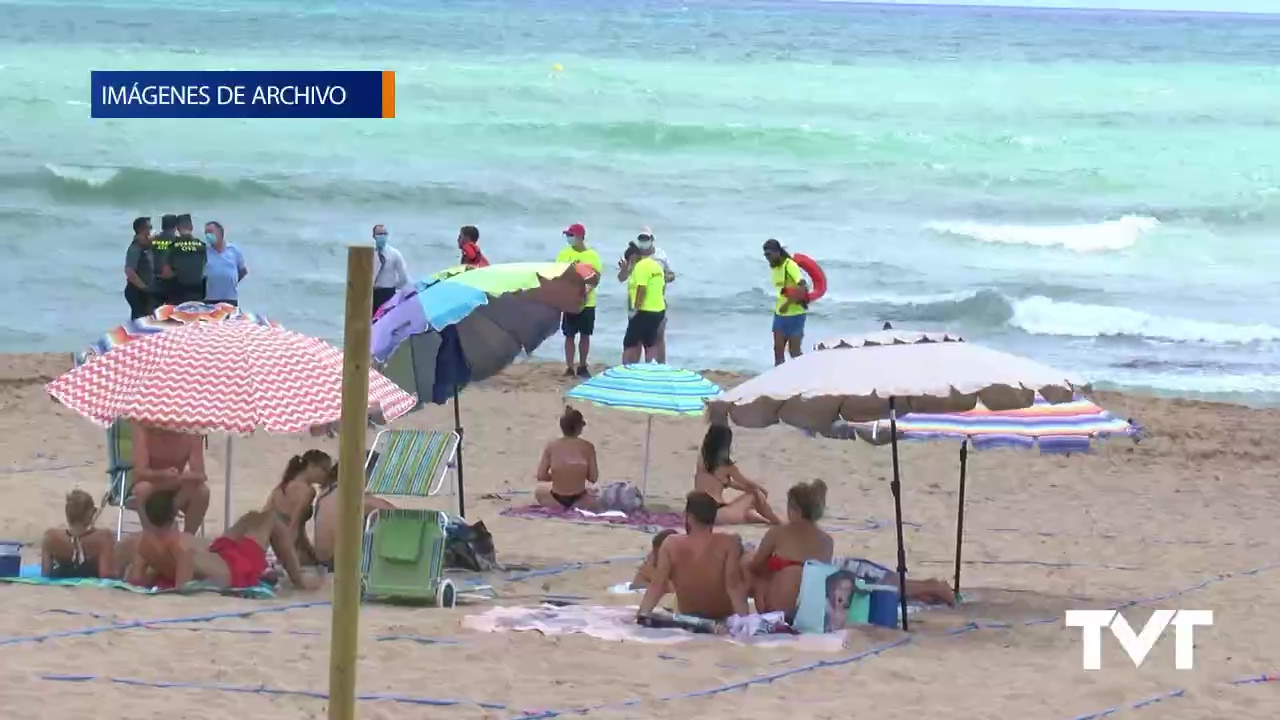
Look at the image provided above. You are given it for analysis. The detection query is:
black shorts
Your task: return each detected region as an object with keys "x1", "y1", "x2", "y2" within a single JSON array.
[
  {"x1": 124, "y1": 285, "x2": 154, "y2": 320},
  {"x1": 372, "y1": 287, "x2": 397, "y2": 317},
  {"x1": 623, "y1": 310, "x2": 665, "y2": 349},
  {"x1": 561, "y1": 306, "x2": 596, "y2": 337}
]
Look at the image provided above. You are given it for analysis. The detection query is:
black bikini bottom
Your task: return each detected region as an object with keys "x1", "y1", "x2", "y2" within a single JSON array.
[{"x1": 551, "y1": 491, "x2": 586, "y2": 509}]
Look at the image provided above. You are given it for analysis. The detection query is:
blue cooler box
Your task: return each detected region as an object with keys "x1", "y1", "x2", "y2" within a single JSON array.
[
  {"x1": 0, "y1": 541, "x2": 21, "y2": 578},
  {"x1": 864, "y1": 584, "x2": 901, "y2": 629}
]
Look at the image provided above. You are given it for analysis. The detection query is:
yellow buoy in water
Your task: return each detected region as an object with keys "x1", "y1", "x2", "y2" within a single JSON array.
[{"x1": 552, "y1": 63, "x2": 563, "y2": 73}]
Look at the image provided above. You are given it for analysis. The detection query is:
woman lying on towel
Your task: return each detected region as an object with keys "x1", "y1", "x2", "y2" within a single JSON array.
[
  {"x1": 265, "y1": 449, "x2": 333, "y2": 567},
  {"x1": 743, "y1": 480, "x2": 833, "y2": 618},
  {"x1": 693, "y1": 426, "x2": 782, "y2": 525},
  {"x1": 312, "y1": 453, "x2": 397, "y2": 570},
  {"x1": 41, "y1": 490, "x2": 115, "y2": 579},
  {"x1": 534, "y1": 406, "x2": 600, "y2": 511}
]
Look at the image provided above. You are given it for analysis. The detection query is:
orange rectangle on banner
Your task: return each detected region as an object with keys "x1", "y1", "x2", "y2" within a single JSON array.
[{"x1": 381, "y1": 71, "x2": 396, "y2": 118}]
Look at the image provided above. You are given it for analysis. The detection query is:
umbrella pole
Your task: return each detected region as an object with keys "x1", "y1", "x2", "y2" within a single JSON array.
[
  {"x1": 223, "y1": 437, "x2": 234, "y2": 534},
  {"x1": 642, "y1": 416, "x2": 652, "y2": 497},
  {"x1": 453, "y1": 386, "x2": 466, "y2": 518},
  {"x1": 953, "y1": 440, "x2": 968, "y2": 599},
  {"x1": 888, "y1": 398, "x2": 910, "y2": 632}
]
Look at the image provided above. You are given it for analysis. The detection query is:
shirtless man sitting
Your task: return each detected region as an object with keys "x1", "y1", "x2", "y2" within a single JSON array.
[
  {"x1": 131, "y1": 421, "x2": 211, "y2": 534},
  {"x1": 127, "y1": 489, "x2": 318, "y2": 590},
  {"x1": 636, "y1": 491, "x2": 750, "y2": 622}
]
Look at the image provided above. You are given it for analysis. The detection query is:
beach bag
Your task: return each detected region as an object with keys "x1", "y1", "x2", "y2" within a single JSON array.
[
  {"x1": 596, "y1": 482, "x2": 643, "y2": 512},
  {"x1": 793, "y1": 560, "x2": 872, "y2": 634},
  {"x1": 444, "y1": 518, "x2": 497, "y2": 572}
]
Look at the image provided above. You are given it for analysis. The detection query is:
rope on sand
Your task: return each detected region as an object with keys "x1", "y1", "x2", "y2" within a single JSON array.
[
  {"x1": 10, "y1": 557, "x2": 637, "y2": 647},
  {"x1": 512, "y1": 561, "x2": 1280, "y2": 720},
  {"x1": 0, "y1": 600, "x2": 332, "y2": 647},
  {"x1": 18, "y1": 562, "x2": 1280, "y2": 717},
  {"x1": 1069, "y1": 689, "x2": 1188, "y2": 720},
  {"x1": 39, "y1": 674, "x2": 509, "y2": 709},
  {"x1": 916, "y1": 558, "x2": 1141, "y2": 571},
  {"x1": 1069, "y1": 673, "x2": 1279, "y2": 720}
]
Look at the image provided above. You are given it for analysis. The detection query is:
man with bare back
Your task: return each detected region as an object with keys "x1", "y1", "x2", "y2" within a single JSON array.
[
  {"x1": 636, "y1": 491, "x2": 750, "y2": 622},
  {"x1": 127, "y1": 490, "x2": 319, "y2": 591},
  {"x1": 131, "y1": 422, "x2": 211, "y2": 534}
]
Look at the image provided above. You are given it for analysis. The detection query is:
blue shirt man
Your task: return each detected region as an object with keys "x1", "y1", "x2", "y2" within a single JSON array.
[{"x1": 203, "y1": 221, "x2": 247, "y2": 305}]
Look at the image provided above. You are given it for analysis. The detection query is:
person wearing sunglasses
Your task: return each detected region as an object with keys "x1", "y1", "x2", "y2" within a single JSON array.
[{"x1": 616, "y1": 227, "x2": 675, "y2": 362}]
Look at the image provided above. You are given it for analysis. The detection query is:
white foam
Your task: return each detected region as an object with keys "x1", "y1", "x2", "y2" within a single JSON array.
[
  {"x1": 43, "y1": 164, "x2": 119, "y2": 187},
  {"x1": 1011, "y1": 295, "x2": 1280, "y2": 344},
  {"x1": 925, "y1": 215, "x2": 1159, "y2": 252},
  {"x1": 1100, "y1": 371, "x2": 1280, "y2": 397}
]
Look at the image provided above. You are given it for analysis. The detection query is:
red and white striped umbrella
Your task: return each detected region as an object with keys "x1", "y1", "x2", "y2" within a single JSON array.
[{"x1": 48, "y1": 319, "x2": 417, "y2": 434}]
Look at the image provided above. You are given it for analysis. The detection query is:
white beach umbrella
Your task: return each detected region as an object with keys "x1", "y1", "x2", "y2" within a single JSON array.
[{"x1": 705, "y1": 331, "x2": 1086, "y2": 630}]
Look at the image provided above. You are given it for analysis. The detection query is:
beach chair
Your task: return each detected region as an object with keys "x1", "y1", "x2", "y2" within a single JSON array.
[
  {"x1": 364, "y1": 429, "x2": 460, "y2": 506},
  {"x1": 360, "y1": 508, "x2": 457, "y2": 607},
  {"x1": 102, "y1": 420, "x2": 134, "y2": 540}
]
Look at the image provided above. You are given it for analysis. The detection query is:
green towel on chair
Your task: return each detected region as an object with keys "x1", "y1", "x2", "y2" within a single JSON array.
[{"x1": 376, "y1": 515, "x2": 425, "y2": 563}]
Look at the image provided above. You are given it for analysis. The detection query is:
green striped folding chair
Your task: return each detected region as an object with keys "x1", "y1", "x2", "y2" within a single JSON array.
[
  {"x1": 359, "y1": 508, "x2": 456, "y2": 607},
  {"x1": 363, "y1": 429, "x2": 460, "y2": 503}
]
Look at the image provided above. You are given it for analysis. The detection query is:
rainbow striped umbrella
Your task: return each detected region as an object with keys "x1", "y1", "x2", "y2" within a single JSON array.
[
  {"x1": 79, "y1": 302, "x2": 279, "y2": 363},
  {"x1": 833, "y1": 395, "x2": 1138, "y2": 454},
  {"x1": 566, "y1": 364, "x2": 721, "y2": 493}
]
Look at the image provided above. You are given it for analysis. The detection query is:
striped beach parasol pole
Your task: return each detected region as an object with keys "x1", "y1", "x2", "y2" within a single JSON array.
[{"x1": 565, "y1": 363, "x2": 721, "y2": 496}]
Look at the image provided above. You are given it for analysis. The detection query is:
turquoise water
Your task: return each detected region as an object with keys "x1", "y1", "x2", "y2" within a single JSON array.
[{"x1": 2, "y1": 0, "x2": 1279, "y2": 402}]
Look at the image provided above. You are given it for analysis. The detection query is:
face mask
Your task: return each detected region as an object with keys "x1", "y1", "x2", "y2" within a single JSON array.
[
  {"x1": 204, "y1": 232, "x2": 216, "y2": 245},
  {"x1": 374, "y1": 234, "x2": 388, "y2": 249},
  {"x1": 565, "y1": 235, "x2": 578, "y2": 245}
]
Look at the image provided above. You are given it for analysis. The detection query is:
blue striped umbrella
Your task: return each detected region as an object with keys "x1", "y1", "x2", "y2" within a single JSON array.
[{"x1": 566, "y1": 364, "x2": 721, "y2": 492}]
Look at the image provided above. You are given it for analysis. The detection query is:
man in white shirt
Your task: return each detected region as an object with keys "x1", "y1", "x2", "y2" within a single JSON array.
[
  {"x1": 371, "y1": 224, "x2": 411, "y2": 317},
  {"x1": 616, "y1": 226, "x2": 675, "y2": 363}
]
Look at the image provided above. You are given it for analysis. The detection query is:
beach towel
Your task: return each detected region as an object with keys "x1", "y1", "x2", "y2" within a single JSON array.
[
  {"x1": 501, "y1": 504, "x2": 682, "y2": 530},
  {"x1": 462, "y1": 604, "x2": 844, "y2": 651},
  {"x1": 0, "y1": 574, "x2": 276, "y2": 599}
]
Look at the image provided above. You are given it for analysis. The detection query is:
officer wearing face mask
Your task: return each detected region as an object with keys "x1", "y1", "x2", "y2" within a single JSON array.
[{"x1": 371, "y1": 224, "x2": 411, "y2": 317}]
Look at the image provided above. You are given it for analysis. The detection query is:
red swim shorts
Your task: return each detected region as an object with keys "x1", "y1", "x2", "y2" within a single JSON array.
[{"x1": 209, "y1": 536, "x2": 268, "y2": 588}]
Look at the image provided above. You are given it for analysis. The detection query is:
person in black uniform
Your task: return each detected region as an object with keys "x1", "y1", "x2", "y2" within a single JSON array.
[
  {"x1": 165, "y1": 213, "x2": 208, "y2": 305},
  {"x1": 152, "y1": 214, "x2": 178, "y2": 305}
]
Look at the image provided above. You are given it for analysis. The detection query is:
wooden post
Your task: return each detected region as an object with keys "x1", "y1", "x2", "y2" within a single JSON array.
[{"x1": 328, "y1": 246, "x2": 374, "y2": 720}]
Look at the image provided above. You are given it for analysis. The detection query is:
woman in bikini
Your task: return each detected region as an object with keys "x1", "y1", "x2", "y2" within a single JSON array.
[
  {"x1": 534, "y1": 406, "x2": 599, "y2": 511},
  {"x1": 41, "y1": 490, "x2": 115, "y2": 579},
  {"x1": 311, "y1": 451, "x2": 398, "y2": 569},
  {"x1": 743, "y1": 480, "x2": 833, "y2": 618},
  {"x1": 693, "y1": 425, "x2": 781, "y2": 525},
  {"x1": 265, "y1": 449, "x2": 333, "y2": 567}
]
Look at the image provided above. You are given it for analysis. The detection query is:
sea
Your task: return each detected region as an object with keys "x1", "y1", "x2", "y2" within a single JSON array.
[{"x1": 2, "y1": 0, "x2": 1279, "y2": 404}]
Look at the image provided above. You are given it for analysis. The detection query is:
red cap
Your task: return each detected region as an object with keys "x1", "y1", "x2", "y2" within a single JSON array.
[{"x1": 563, "y1": 223, "x2": 585, "y2": 238}]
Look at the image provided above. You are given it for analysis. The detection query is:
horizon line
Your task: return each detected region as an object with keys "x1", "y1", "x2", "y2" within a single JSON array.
[{"x1": 809, "y1": 1, "x2": 1280, "y2": 18}]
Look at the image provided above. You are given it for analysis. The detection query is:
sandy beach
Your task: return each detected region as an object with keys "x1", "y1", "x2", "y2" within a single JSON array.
[{"x1": 0, "y1": 352, "x2": 1276, "y2": 719}]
